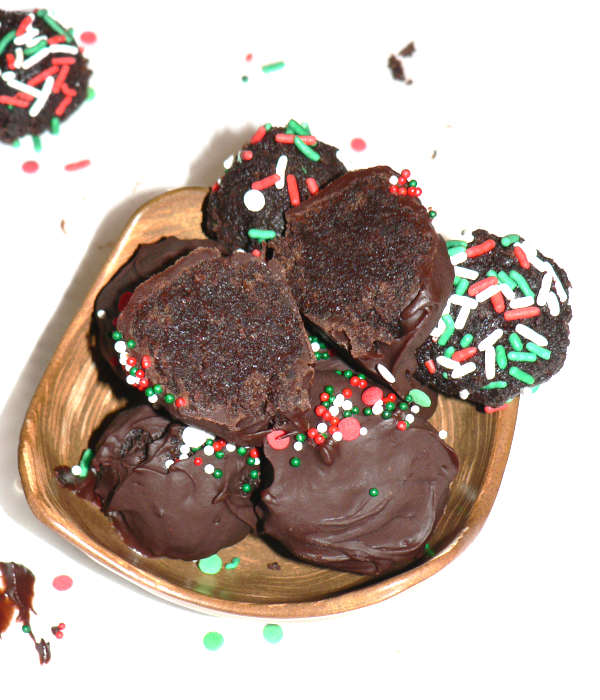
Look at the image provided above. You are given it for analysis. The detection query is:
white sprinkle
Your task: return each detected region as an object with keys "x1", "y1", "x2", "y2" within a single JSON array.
[
  {"x1": 454, "y1": 306, "x2": 472, "y2": 330},
  {"x1": 478, "y1": 328, "x2": 504, "y2": 351},
  {"x1": 438, "y1": 430, "x2": 448, "y2": 440},
  {"x1": 410, "y1": 405, "x2": 420, "y2": 414},
  {"x1": 332, "y1": 431, "x2": 343, "y2": 442},
  {"x1": 453, "y1": 265, "x2": 479, "y2": 280},
  {"x1": 243, "y1": 189, "x2": 266, "y2": 212},
  {"x1": 449, "y1": 294, "x2": 477, "y2": 309},
  {"x1": 436, "y1": 356, "x2": 460, "y2": 370},
  {"x1": 114, "y1": 340, "x2": 126, "y2": 353},
  {"x1": 536, "y1": 272, "x2": 553, "y2": 307},
  {"x1": 451, "y1": 361, "x2": 477, "y2": 378},
  {"x1": 430, "y1": 317, "x2": 446, "y2": 340},
  {"x1": 552, "y1": 272, "x2": 568, "y2": 303},
  {"x1": 515, "y1": 323, "x2": 548, "y2": 347},
  {"x1": 359, "y1": 427, "x2": 368, "y2": 436},
  {"x1": 96, "y1": 309, "x2": 106, "y2": 318},
  {"x1": 450, "y1": 251, "x2": 468, "y2": 265},
  {"x1": 293, "y1": 442, "x2": 303, "y2": 451},
  {"x1": 21, "y1": 42, "x2": 78, "y2": 70},
  {"x1": 71, "y1": 465, "x2": 82, "y2": 476},
  {"x1": 253, "y1": 457, "x2": 261, "y2": 466},
  {"x1": 203, "y1": 445, "x2": 215, "y2": 456},
  {"x1": 225, "y1": 443, "x2": 236, "y2": 452},
  {"x1": 164, "y1": 459, "x2": 174, "y2": 469},
  {"x1": 547, "y1": 291, "x2": 560, "y2": 316},
  {"x1": 376, "y1": 363, "x2": 396, "y2": 383},
  {"x1": 329, "y1": 405, "x2": 340, "y2": 417},
  {"x1": 234, "y1": 248, "x2": 245, "y2": 253},
  {"x1": 118, "y1": 352, "x2": 129, "y2": 365},
  {"x1": 204, "y1": 464, "x2": 215, "y2": 475},
  {"x1": 126, "y1": 375, "x2": 137, "y2": 385},
  {"x1": 310, "y1": 341, "x2": 321, "y2": 352},
  {"x1": 148, "y1": 394, "x2": 158, "y2": 404},
  {"x1": 475, "y1": 284, "x2": 501, "y2": 303},
  {"x1": 1, "y1": 71, "x2": 42, "y2": 98},
  {"x1": 405, "y1": 414, "x2": 415, "y2": 424},
  {"x1": 317, "y1": 422, "x2": 328, "y2": 433},
  {"x1": 484, "y1": 347, "x2": 496, "y2": 380},
  {"x1": 28, "y1": 75, "x2": 54, "y2": 118},
  {"x1": 499, "y1": 283, "x2": 516, "y2": 301},
  {"x1": 179, "y1": 445, "x2": 190, "y2": 455},
  {"x1": 223, "y1": 154, "x2": 234, "y2": 169},
  {"x1": 509, "y1": 295, "x2": 534, "y2": 309},
  {"x1": 342, "y1": 399, "x2": 353, "y2": 411},
  {"x1": 372, "y1": 400, "x2": 384, "y2": 416},
  {"x1": 182, "y1": 426, "x2": 214, "y2": 448},
  {"x1": 389, "y1": 175, "x2": 398, "y2": 185},
  {"x1": 275, "y1": 155, "x2": 288, "y2": 189},
  {"x1": 459, "y1": 389, "x2": 470, "y2": 400},
  {"x1": 13, "y1": 47, "x2": 24, "y2": 70}
]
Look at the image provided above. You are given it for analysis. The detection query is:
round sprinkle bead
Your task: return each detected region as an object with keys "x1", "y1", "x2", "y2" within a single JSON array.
[
  {"x1": 369, "y1": 488, "x2": 379, "y2": 497},
  {"x1": 290, "y1": 457, "x2": 301, "y2": 467}
]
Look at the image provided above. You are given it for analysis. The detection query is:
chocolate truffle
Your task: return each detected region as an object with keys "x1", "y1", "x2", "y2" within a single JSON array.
[
  {"x1": 260, "y1": 359, "x2": 458, "y2": 575},
  {"x1": 203, "y1": 121, "x2": 346, "y2": 252},
  {"x1": 270, "y1": 165, "x2": 453, "y2": 399},
  {"x1": 85, "y1": 405, "x2": 259, "y2": 560},
  {"x1": 115, "y1": 247, "x2": 314, "y2": 444},
  {"x1": 94, "y1": 237, "x2": 210, "y2": 376},
  {"x1": 414, "y1": 230, "x2": 571, "y2": 408},
  {"x1": 0, "y1": 9, "x2": 91, "y2": 144}
]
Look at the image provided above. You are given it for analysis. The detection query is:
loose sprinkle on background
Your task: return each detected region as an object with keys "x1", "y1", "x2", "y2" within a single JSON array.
[
  {"x1": 52, "y1": 575, "x2": 73, "y2": 591},
  {"x1": 22, "y1": 161, "x2": 39, "y2": 173},
  {"x1": 198, "y1": 554, "x2": 222, "y2": 575},
  {"x1": 263, "y1": 623, "x2": 283, "y2": 644},
  {"x1": 65, "y1": 159, "x2": 91, "y2": 171},
  {"x1": 80, "y1": 31, "x2": 97, "y2": 44},
  {"x1": 350, "y1": 138, "x2": 366, "y2": 152},
  {"x1": 203, "y1": 631, "x2": 224, "y2": 651}
]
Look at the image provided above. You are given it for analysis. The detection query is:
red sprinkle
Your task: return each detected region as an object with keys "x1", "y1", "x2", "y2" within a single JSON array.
[
  {"x1": 362, "y1": 386, "x2": 383, "y2": 406},
  {"x1": 194, "y1": 456, "x2": 203, "y2": 465},
  {"x1": 16, "y1": 14, "x2": 32, "y2": 36},
  {"x1": 307, "y1": 428, "x2": 318, "y2": 439},
  {"x1": 28, "y1": 65, "x2": 59, "y2": 86},
  {"x1": 241, "y1": 150, "x2": 253, "y2": 161},
  {"x1": 466, "y1": 239, "x2": 496, "y2": 258},
  {"x1": 319, "y1": 392, "x2": 330, "y2": 402},
  {"x1": 357, "y1": 379, "x2": 368, "y2": 389},
  {"x1": 251, "y1": 174, "x2": 280, "y2": 190},
  {"x1": 305, "y1": 177, "x2": 319, "y2": 195},
  {"x1": 5, "y1": 52, "x2": 15, "y2": 69},
  {"x1": 138, "y1": 377, "x2": 149, "y2": 390},
  {"x1": 53, "y1": 64, "x2": 71, "y2": 94},
  {"x1": 452, "y1": 347, "x2": 478, "y2": 362},
  {"x1": 250, "y1": 125, "x2": 267, "y2": 144},
  {"x1": 249, "y1": 447, "x2": 259, "y2": 458},
  {"x1": 245, "y1": 53, "x2": 253, "y2": 61},
  {"x1": 141, "y1": 355, "x2": 152, "y2": 369},
  {"x1": 350, "y1": 137, "x2": 366, "y2": 151},
  {"x1": 174, "y1": 397, "x2": 186, "y2": 408},
  {"x1": 14, "y1": 91, "x2": 33, "y2": 103},
  {"x1": 314, "y1": 434, "x2": 325, "y2": 445},
  {"x1": 342, "y1": 388, "x2": 353, "y2": 399},
  {"x1": 64, "y1": 160, "x2": 91, "y2": 172},
  {"x1": 118, "y1": 291, "x2": 132, "y2": 312},
  {"x1": 491, "y1": 292, "x2": 505, "y2": 313},
  {"x1": 286, "y1": 173, "x2": 300, "y2": 206},
  {"x1": 514, "y1": 246, "x2": 530, "y2": 269},
  {"x1": 22, "y1": 161, "x2": 39, "y2": 173},
  {"x1": 484, "y1": 404, "x2": 508, "y2": 414},
  {"x1": 315, "y1": 405, "x2": 326, "y2": 417},
  {"x1": 47, "y1": 34, "x2": 67, "y2": 45},
  {"x1": 52, "y1": 575, "x2": 73, "y2": 591},
  {"x1": 338, "y1": 417, "x2": 361, "y2": 441},
  {"x1": 389, "y1": 185, "x2": 399, "y2": 195},
  {"x1": 424, "y1": 359, "x2": 436, "y2": 374},
  {"x1": 80, "y1": 31, "x2": 97, "y2": 44},
  {"x1": 135, "y1": 368, "x2": 145, "y2": 378},
  {"x1": 385, "y1": 393, "x2": 397, "y2": 403},
  {"x1": 401, "y1": 169, "x2": 411, "y2": 179},
  {"x1": 396, "y1": 420, "x2": 407, "y2": 431},
  {"x1": 275, "y1": 133, "x2": 317, "y2": 145},
  {"x1": 211, "y1": 182, "x2": 220, "y2": 192},
  {"x1": 55, "y1": 94, "x2": 73, "y2": 116},
  {"x1": 1, "y1": 95, "x2": 29, "y2": 107},
  {"x1": 349, "y1": 376, "x2": 361, "y2": 387},
  {"x1": 467, "y1": 276, "x2": 498, "y2": 296},
  {"x1": 51, "y1": 56, "x2": 76, "y2": 66},
  {"x1": 504, "y1": 307, "x2": 541, "y2": 321},
  {"x1": 251, "y1": 249, "x2": 261, "y2": 257}
]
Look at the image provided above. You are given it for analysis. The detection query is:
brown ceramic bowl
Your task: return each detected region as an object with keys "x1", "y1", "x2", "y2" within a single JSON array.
[{"x1": 18, "y1": 187, "x2": 518, "y2": 619}]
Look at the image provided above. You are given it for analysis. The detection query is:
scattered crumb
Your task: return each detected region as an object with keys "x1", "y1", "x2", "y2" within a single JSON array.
[
  {"x1": 388, "y1": 54, "x2": 405, "y2": 81},
  {"x1": 399, "y1": 42, "x2": 415, "y2": 57},
  {"x1": 432, "y1": 150, "x2": 437, "y2": 159},
  {"x1": 60, "y1": 219, "x2": 67, "y2": 234},
  {"x1": 267, "y1": 562, "x2": 281, "y2": 570},
  {"x1": 406, "y1": 79, "x2": 413, "y2": 85}
]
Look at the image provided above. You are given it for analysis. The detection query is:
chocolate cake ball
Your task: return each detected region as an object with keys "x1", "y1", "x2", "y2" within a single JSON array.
[
  {"x1": 259, "y1": 359, "x2": 458, "y2": 575},
  {"x1": 63, "y1": 405, "x2": 259, "y2": 560},
  {"x1": 115, "y1": 247, "x2": 314, "y2": 444},
  {"x1": 94, "y1": 237, "x2": 210, "y2": 376},
  {"x1": 414, "y1": 230, "x2": 572, "y2": 408},
  {"x1": 203, "y1": 121, "x2": 346, "y2": 252},
  {"x1": 0, "y1": 9, "x2": 91, "y2": 144},
  {"x1": 270, "y1": 166, "x2": 453, "y2": 399}
]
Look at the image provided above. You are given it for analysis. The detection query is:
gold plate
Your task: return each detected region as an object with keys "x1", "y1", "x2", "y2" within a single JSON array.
[{"x1": 18, "y1": 187, "x2": 518, "y2": 619}]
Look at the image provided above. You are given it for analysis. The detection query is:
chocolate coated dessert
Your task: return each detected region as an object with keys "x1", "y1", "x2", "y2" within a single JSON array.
[
  {"x1": 414, "y1": 229, "x2": 571, "y2": 408},
  {"x1": 94, "y1": 237, "x2": 209, "y2": 375},
  {"x1": 203, "y1": 121, "x2": 346, "y2": 252},
  {"x1": 0, "y1": 9, "x2": 91, "y2": 144},
  {"x1": 115, "y1": 247, "x2": 314, "y2": 444},
  {"x1": 78, "y1": 405, "x2": 259, "y2": 560},
  {"x1": 270, "y1": 166, "x2": 453, "y2": 399},
  {"x1": 259, "y1": 358, "x2": 458, "y2": 575}
]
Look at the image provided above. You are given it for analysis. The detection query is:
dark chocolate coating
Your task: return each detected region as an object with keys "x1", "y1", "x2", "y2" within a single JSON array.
[
  {"x1": 271, "y1": 166, "x2": 454, "y2": 399},
  {"x1": 259, "y1": 359, "x2": 458, "y2": 575},
  {"x1": 414, "y1": 230, "x2": 572, "y2": 407},
  {"x1": 89, "y1": 405, "x2": 258, "y2": 560},
  {"x1": 116, "y1": 248, "x2": 314, "y2": 445},
  {"x1": 0, "y1": 10, "x2": 91, "y2": 143},
  {"x1": 94, "y1": 237, "x2": 208, "y2": 375},
  {"x1": 203, "y1": 125, "x2": 346, "y2": 252}
]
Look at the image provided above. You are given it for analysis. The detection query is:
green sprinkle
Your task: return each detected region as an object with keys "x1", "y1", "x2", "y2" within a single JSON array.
[
  {"x1": 249, "y1": 469, "x2": 259, "y2": 479},
  {"x1": 205, "y1": 439, "x2": 214, "y2": 445},
  {"x1": 343, "y1": 370, "x2": 353, "y2": 379},
  {"x1": 144, "y1": 387, "x2": 155, "y2": 397},
  {"x1": 263, "y1": 623, "x2": 283, "y2": 644},
  {"x1": 447, "y1": 246, "x2": 466, "y2": 258},
  {"x1": 351, "y1": 406, "x2": 359, "y2": 415},
  {"x1": 22, "y1": 624, "x2": 31, "y2": 634},
  {"x1": 79, "y1": 448, "x2": 93, "y2": 470},
  {"x1": 498, "y1": 270, "x2": 517, "y2": 289},
  {"x1": 384, "y1": 401, "x2": 396, "y2": 411},
  {"x1": 153, "y1": 384, "x2": 163, "y2": 394},
  {"x1": 509, "y1": 270, "x2": 534, "y2": 297},
  {"x1": 443, "y1": 345, "x2": 456, "y2": 358},
  {"x1": 36, "y1": 10, "x2": 74, "y2": 42},
  {"x1": 424, "y1": 543, "x2": 435, "y2": 558},
  {"x1": 248, "y1": 228, "x2": 276, "y2": 241},
  {"x1": 0, "y1": 30, "x2": 17, "y2": 56},
  {"x1": 32, "y1": 134, "x2": 42, "y2": 152},
  {"x1": 509, "y1": 366, "x2": 535, "y2": 385},
  {"x1": 12, "y1": 138, "x2": 20, "y2": 147},
  {"x1": 112, "y1": 330, "x2": 122, "y2": 341},
  {"x1": 507, "y1": 351, "x2": 537, "y2": 363},
  {"x1": 526, "y1": 342, "x2": 551, "y2": 360},
  {"x1": 294, "y1": 135, "x2": 320, "y2": 162},
  {"x1": 455, "y1": 278, "x2": 469, "y2": 296},
  {"x1": 264, "y1": 123, "x2": 272, "y2": 131},
  {"x1": 129, "y1": 367, "x2": 138, "y2": 376},
  {"x1": 460, "y1": 333, "x2": 474, "y2": 348},
  {"x1": 126, "y1": 339, "x2": 136, "y2": 349},
  {"x1": 486, "y1": 269, "x2": 498, "y2": 277},
  {"x1": 495, "y1": 345, "x2": 508, "y2": 369},
  {"x1": 482, "y1": 381, "x2": 508, "y2": 390},
  {"x1": 369, "y1": 488, "x2": 379, "y2": 497},
  {"x1": 237, "y1": 447, "x2": 247, "y2": 455},
  {"x1": 509, "y1": 333, "x2": 523, "y2": 351},
  {"x1": 289, "y1": 457, "x2": 300, "y2": 467},
  {"x1": 442, "y1": 371, "x2": 449, "y2": 379},
  {"x1": 363, "y1": 407, "x2": 372, "y2": 416},
  {"x1": 286, "y1": 119, "x2": 310, "y2": 135},
  {"x1": 86, "y1": 86, "x2": 95, "y2": 100},
  {"x1": 357, "y1": 373, "x2": 366, "y2": 380},
  {"x1": 246, "y1": 457, "x2": 255, "y2": 466},
  {"x1": 446, "y1": 240, "x2": 467, "y2": 249},
  {"x1": 203, "y1": 631, "x2": 224, "y2": 651},
  {"x1": 428, "y1": 210, "x2": 437, "y2": 218},
  {"x1": 198, "y1": 554, "x2": 222, "y2": 575},
  {"x1": 530, "y1": 385, "x2": 541, "y2": 394},
  {"x1": 408, "y1": 179, "x2": 417, "y2": 187},
  {"x1": 438, "y1": 315, "x2": 455, "y2": 346},
  {"x1": 382, "y1": 411, "x2": 393, "y2": 419},
  {"x1": 407, "y1": 389, "x2": 432, "y2": 407},
  {"x1": 24, "y1": 39, "x2": 48, "y2": 57},
  {"x1": 343, "y1": 410, "x2": 352, "y2": 418},
  {"x1": 241, "y1": 75, "x2": 248, "y2": 82},
  {"x1": 225, "y1": 557, "x2": 240, "y2": 570},
  {"x1": 296, "y1": 433, "x2": 307, "y2": 442},
  {"x1": 399, "y1": 402, "x2": 409, "y2": 411},
  {"x1": 215, "y1": 451, "x2": 225, "y2": 459},
  {"x1": 501, "y1": 234, "x2": 521, "y2": 247},
  {"x1": 262, "y1": 60, "x2": 285, "y2": 73},
  {"x1": 164, "y1": 393, "x2": 175, "y2": 404},
  {"x1": 241, "y1": 483, "x2": 252, "y2": 493},
  {"x1": 213, "y1": 469, "x2": 223, "y2": 479}
]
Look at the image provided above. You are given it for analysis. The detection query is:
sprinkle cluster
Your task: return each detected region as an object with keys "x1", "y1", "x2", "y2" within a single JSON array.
[{"x1": 387, "y1": 169, "x2": 436, "y2": 217}]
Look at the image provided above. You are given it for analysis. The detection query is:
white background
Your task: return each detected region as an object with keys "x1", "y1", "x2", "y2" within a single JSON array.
[{"x1": 0, "y1": 1, "x2": 598, "y2": 697}]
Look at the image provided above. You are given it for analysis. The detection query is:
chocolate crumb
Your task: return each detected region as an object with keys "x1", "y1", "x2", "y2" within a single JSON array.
[
  {"x1": 388, "y1": 54, "x2": 405, "y2": 81},
  {"x1": 399, "y1": 41, "x2": 415, "y2": 57},
  {"x1": 432, "y1": 150, "x2": 437, "y2": 159},
  {"x1": 60, "y1": 219, "x2": 67, "y2": 234},
  {"x1": 267, "y1": 562, "x2": 281, "y2": 570}
]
